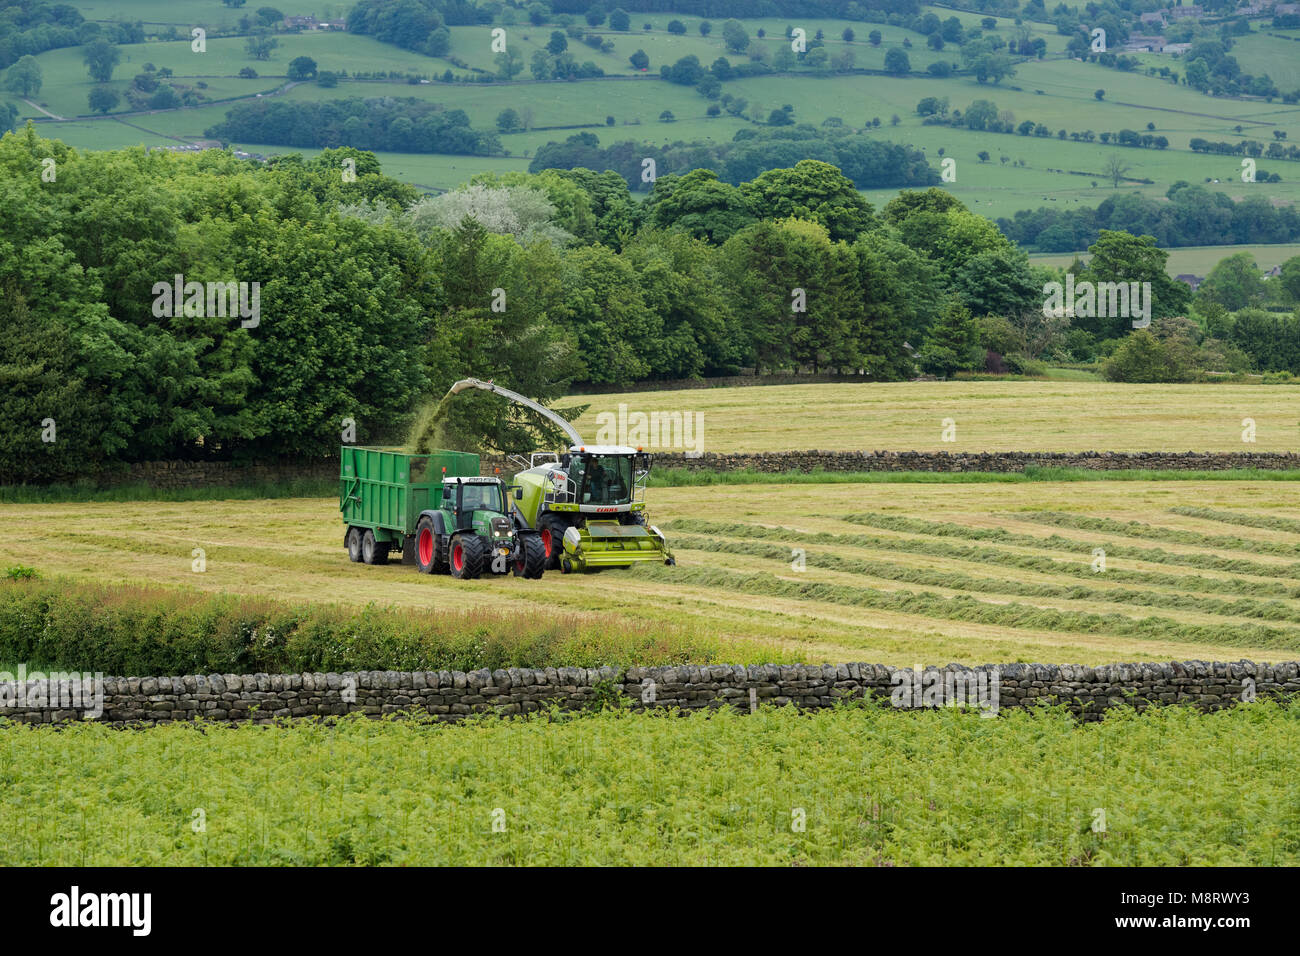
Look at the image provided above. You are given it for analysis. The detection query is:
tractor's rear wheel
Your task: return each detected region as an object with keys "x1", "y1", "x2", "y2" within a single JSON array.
[
  {"x1": 346, "y1": 526, "x2": 363, "y2": 562},
  {"x1": 449, "y1": 533, "x2": 484, "y2": 580},
  {"x1": 361, "y1": 529, "x2": 389, "y2": 565},
  {"x1": 539, "y1": 515, "x2": 567, "y2": 570},
  {"x1": 513, "y1": 534, "x2": 546, "y2": 579},
  {"x1": 415, "y1": 517, "x2": 440, "y2": 574}
]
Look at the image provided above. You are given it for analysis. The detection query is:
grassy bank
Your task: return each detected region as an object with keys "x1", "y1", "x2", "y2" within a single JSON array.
[{"x1": 0, "y1": 579, "x2": 778, "y2": 676}]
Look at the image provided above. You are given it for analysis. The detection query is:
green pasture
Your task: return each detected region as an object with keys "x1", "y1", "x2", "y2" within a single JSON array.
[{"x1": 17, "y1": 7, "x2": 1297, "y2": 217}]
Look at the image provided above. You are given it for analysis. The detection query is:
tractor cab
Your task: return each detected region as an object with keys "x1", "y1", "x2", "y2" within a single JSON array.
[{"x1": 440, "y1": 476, "x2": 513, "y2": 541}]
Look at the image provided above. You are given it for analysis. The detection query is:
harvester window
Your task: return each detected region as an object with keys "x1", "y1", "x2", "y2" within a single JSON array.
[{"x1": 584, "y1": 457, "x2": 633, "y2": 505}]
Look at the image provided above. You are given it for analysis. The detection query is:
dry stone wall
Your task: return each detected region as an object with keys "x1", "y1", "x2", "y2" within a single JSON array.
[
  {"x1": 646, "y1": 450, "x2": 1300, "y2": 473},
  {"x1": 89, "y1": 450, "x2": 1300, "y2": 490},
  {"x1": 3, "y1": 661, "x2": 1295, "y2": 728}
]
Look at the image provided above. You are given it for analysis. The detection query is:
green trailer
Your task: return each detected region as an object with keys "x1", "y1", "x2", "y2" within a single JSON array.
[{"x1": 339, "y1": 445, "x2": 546, "y2": 579}]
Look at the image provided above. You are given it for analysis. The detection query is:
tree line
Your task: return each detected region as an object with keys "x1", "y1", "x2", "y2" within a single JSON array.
[
  {"x1": 530, "y1": 126, "x2": 938, "y2": 191},
  {"x1": 206, "y1": 97, "x2": 503, "y2": 154},
  {"x1": 5, "y1": 124, "x2": 1300, "y2": 482},
  {"x1": 998, "y1": 183, "x2": 1300, "y2": 253}
]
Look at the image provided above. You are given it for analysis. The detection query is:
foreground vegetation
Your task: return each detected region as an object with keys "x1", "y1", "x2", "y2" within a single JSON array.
[
  {"x1": 2, "y1": 702, "x2": 1296, "y2": 865},
  {"x1": 4, "y1": 479, "x2": 1299, "y2": 666},
  {"x1": 0, "y1": 578, "x2": 769, "y2": 675}
]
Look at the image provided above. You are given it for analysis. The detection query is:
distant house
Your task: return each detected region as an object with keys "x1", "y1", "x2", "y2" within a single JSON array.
[
  {"x1": 1266, "y1": 264, "x2": 1283, "y2": 278},
  {"x1": 1275, "y1": 2, "x2": 1300, "y2": 13},
  {"x1": 1167, "y1": 5, "x2": 1204, "y2": 19},
  {"x1": 1140, "y1": 11, "x2": 1168, "y2": 26},
  {"x1": 1175, "y1": 274, "x2": 1204, "y2": 291},
  {"x1": 1125, "y1": 33, "x2": 1168, "y2": 52},
  {"x1": 284, "y1": 15, "x2": 346, "y2": 30},
  {"x1": 1164, "y1": 42, "x2": 1192, "y2": 54}
]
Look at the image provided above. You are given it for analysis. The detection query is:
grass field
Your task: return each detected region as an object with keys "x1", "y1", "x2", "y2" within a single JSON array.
[
  {"x1": 560, "y1": 380, "x2": 1300, "y2": 453},
  {"x1": 3, "y1": 701, "x2": 1296, "y2": 865},
  {"x1": 1031, "y1": 242, "x2": 1300, "y2": 274},
  {"x1": 19, "y1": 3, "x2": 1296, "y2": 222},
  {"x1": 6, "y1": 478, "x2": 1300, "y2": 667}
]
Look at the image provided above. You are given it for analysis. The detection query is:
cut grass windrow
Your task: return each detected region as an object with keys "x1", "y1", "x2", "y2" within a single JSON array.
[
  {"x1": 838, "y1": 512, "x2": 1300, "y2": 580},
  {"x1": 667, "y1": 518, "x2": 1300, "y2": 599},
  {"x1": 1015, "y1": 512, "x2": 1300, "y2": 557},
  {"x1": 1169, "y1": 506, "x2": 1300, "y2": 536},
  {"x1": 670, "y1": 534, "x2": 1300, "y2": 626},
  {"x1": 633, "y1": 563, "x2": 1300, "y2": 652}
]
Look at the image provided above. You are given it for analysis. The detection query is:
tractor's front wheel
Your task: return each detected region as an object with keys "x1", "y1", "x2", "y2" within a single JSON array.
[
  {"x1": 513, "y1": 534, "x2": 546, "y2": 579},
  {"x1": 415, "y1": 517, "x2": 441, "y2": 574},
  {"x1": 449, "y1": 533, "x2": 484, "y2": 580},
  {"x1": 346, "y1": 526, "x2": 363, "y2": 562},
  {"x1": 539, "y1": 515, "x2": 568, "y2": 570},
  {"x1": 361, "y1": 529, "x2": 389, "y2": 565}
]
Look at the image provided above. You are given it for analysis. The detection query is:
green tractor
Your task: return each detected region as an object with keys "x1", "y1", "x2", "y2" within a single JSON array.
[
  {"x1": 340, "y1": 447, "x2": 545, "y2": 580},
  {"x1": 446, "y1": 379, "x2": 676, "y2": 573},
  {"x1": 414, "y1": 474, "x2": 547, "y2": 580}
]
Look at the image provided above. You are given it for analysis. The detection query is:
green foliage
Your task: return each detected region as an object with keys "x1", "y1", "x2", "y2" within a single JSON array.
[
  {"x1": 919, "y1": 302, "x2": 981, "y2": 377},
  {"x1": 1102, "y1": 330, "x2": 1195, "y2": 383},
  {"x1": 0, "y1": 578, "x2": 747, "y2": 676},
  {"x1": 4, "y1": 55, "x2": 43, "y2": 97},
  {"x1": 739, "y1": 160, "x2": 876, "y2": 241},
  {"x1": 81, "y1": 39, "x2": 120, "y2": 84},
  {"x1": 642, "y1": 169, "x2": 753, "y2": 243},
  {"x1": 207, "y1": 98, "x2": 501, "y2": 155},
  {"x1": 4, "y1": 702, "x2": 1297, "y2": 865},
  {"x1": 86, "y1": 85, "x2": 119, "y2": 114}
]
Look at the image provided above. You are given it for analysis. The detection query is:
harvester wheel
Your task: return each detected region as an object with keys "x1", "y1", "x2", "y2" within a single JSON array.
[
  {"x1": 415, "y1": 517, "x2": 440, "y2": 574},
  {"x1": 539, "y1": 515, "x2": 568, "y2": 570},
  {"x1": 346, "y1": 526, "x2": 363, "y2": 562},
  {"x1": 513, "y1": 534, "x2": 546, "y2": 579},
  {"x1": 361, "y1": 529, "x2": 389, "y2": 565},
  {"x1": 449, "y1": 533, "x2": 484, "y2": 580}
]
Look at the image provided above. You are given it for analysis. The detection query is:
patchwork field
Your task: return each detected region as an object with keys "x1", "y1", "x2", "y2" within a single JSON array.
[
  {"x1": 22, "y1": 0, "x2": 1300, "y2": 221},
  {"x1": 561, "y1": 380, "x2": 1300, "y2": 454},
  {"x1": 6, "y1": 478, "x2": 1300, "y2": 667}
]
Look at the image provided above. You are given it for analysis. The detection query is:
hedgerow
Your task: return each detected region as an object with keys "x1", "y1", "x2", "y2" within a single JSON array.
[{"x1": 0, "y1": 579, "x2": 770, "y2": 676}]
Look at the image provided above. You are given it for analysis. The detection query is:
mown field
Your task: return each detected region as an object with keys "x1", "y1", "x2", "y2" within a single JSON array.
[
  {"x1": 3, "y1": 702, "x2": 1297, "y2": 865},
  {"x1": 561, "y1": 380, "x2": 1300, "y2": 454},
  {"x1": 1030, "y1": 242, "x2": 1300, "y2": 275},
  {"x1": 6, "y1": 478, "x2": 1300, "y2": 667}
]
